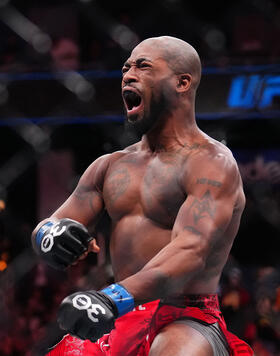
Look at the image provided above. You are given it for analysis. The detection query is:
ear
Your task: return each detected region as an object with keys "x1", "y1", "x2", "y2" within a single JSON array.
[{"x1": 176, "y1": 74, "x2": 192, "y2": 93}]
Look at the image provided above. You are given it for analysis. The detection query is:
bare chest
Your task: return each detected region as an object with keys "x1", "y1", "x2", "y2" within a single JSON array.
[{"x1": 103, "y1": 154, "x2": 186, "y2": 227}]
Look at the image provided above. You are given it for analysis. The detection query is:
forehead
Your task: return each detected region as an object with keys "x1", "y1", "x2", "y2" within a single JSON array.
[{"x1": 126, "y1": 41, "x2": 165, "y2": 63}]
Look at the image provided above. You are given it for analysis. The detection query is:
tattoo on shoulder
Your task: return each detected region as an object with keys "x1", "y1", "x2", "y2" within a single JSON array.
[
  {"x1": 74, "y1": 185, "x2": 91, "y2": 198},
  {"x1": 106, "y1": 167, "x2": 130, "y2": 203},
  {"x1": 189, "y1": 190, "x2": 215, "y2": 224},
  {"x1": 196, "y1": 178, "x2": 222, "y2": 187}
]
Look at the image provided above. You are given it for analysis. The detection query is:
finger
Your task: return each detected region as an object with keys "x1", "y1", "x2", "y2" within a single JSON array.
[
  {"x1": 71, "y1": 251, "x2": 89, "y2": 265},
  {"x1": 88, "y1": 239, "x2": 100, "y2": 253},
  {"x1": 77, "y1": 251, "x2": 89, "y2": 261},
  {"x1": 69, "y1": 226, "x2": 93, "y2": 246},
  {"x1": 79, "y1": 251, "x2": 89, "y2": 259},
  {"x1": 63, "y1": 235, "x2": 87, "y2": 256},
  {"x1": 55, "y1": 245, "x2": 76, "y2": 265}
]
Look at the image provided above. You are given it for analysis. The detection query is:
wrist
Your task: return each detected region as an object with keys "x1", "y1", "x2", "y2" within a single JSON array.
[
  {"x1": 35, "y1": 221, "x2": 54, "y2": 250},
  {"x1": 101, "y1": 283, "x2": 134, "y2": 317}
]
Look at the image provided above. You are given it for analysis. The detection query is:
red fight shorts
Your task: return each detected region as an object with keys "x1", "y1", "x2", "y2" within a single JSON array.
[{"x1": 47, "y1": 294, "x2": 253, "y2": 356}]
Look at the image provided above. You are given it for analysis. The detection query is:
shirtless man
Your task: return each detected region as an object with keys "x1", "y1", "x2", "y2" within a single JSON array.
[{"x1": 32, "y1": 36, "x2": 253, "y2": 355}]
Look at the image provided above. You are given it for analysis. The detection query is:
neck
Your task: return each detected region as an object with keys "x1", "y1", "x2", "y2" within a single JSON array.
[{"x1": 140, "y1": 106, "x2": 199, "y2": 153}]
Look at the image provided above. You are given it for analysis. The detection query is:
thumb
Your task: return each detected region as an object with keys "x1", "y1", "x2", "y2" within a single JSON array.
[{"x1": 88, "y1": 238, "x2": 100, "y2": 253}]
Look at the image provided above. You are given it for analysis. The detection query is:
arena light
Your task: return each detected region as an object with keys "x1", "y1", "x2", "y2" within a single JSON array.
[
  {"x1": 31, "y1": 32, "x2": 52, "y2": 54},
  {"x1": 16, "y1": 123, "x2": 51, "y2": 153},
  {"x1": 61, "y1": 71, "x2": 95, "y2": 102},
  {"x1": 0, "y1": 199, "x2": 5, "y2": 212},
  {"x1": 0, "y1": 5, "x2": 52, "y2": 54},
  {"x1": 0, "y1": 5, "x2": 94, "y2": 102},
  {"x1": 78, "y1": 0, "x2": 139, "y2": 52},
  {"x1": 0, "y1": 0, "x2": 9, "y2": 7},
  {"x1": 0, "y1": 260, "x2": 7, "y2": 272},
  {"x1": 110, "y1": 24, "x2": 139, "y2": 51}
]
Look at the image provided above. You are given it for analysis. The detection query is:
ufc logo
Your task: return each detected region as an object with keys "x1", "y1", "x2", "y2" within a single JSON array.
[{"x1": 228, "y1": 75, "x2": 280, "y2": 109}]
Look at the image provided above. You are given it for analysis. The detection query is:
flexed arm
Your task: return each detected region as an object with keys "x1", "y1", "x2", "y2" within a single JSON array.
[
  {"x1": 120, "y1": 151, "x2": 245, "y2": 302},
  {"x1": 31, "y1": 154, "x2": 111, "y2": 269}
]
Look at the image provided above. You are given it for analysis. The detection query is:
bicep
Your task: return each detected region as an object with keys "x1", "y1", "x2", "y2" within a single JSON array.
[
  {"x1": 51, "y1": 186, "x2": 104, "y2": 227},
  {"x1": 172, "y1": 157, "x2": 241, "y2": 254},
  {"x1": 172, "y1": 188, "x2": 234, "y2": 243},
  {"x1": 51, "y1": 155, "x2": 110, "y2": 227}
]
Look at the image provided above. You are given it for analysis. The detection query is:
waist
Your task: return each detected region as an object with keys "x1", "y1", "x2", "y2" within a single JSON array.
[{"x1": 160, "y1": 294, "x2": 220, "y2": 310}]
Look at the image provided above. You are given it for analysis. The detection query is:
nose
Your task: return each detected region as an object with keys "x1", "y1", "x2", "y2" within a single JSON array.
[{"x1": 122, "y1": 66, "x2": 138, "y2": 85}]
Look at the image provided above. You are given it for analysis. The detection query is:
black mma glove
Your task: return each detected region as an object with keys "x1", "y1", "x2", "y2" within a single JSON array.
[
  {"x1": 57, "y1": 284, "x2": 135, "y2": 342},
  {"x1": 34, "y1": 218, "x2": 93, "y2": 270}
]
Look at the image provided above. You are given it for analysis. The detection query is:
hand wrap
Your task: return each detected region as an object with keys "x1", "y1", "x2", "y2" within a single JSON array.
[
  {"x1": 58, "y1": 284, "x2": 134, "y2": 341},
  {"x1": 35, "y1": 218, "x2": 92, "y2": 270}
]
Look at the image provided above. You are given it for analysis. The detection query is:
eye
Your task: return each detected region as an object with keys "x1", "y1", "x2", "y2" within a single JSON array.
[
  {"x1": 139, "y1": 62, "x2": 150, "y2": 68},
  {"x1": 122, "y1": 66, "x2": 129, "y2": 74}
]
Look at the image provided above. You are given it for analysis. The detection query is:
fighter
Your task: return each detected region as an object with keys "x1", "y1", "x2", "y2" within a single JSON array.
[{"x1": 31, "y1": 36, "x2": 253, "y2": 355}]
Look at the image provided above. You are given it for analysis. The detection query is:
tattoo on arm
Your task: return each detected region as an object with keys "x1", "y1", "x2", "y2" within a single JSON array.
[
  {"x1": 74, "y1": 185, "x2": 91, "y2": 199},
  {"x1": 184, "y1": 225, "x2": 202, "y2": 235},
  {"x1": 196, "y1": 178, "x2": 222, "y2": 187},
  {"x1": 74, "y1": 185, "x2": 101, "y2": 213},
  {"x1": 189, "y1": 190, "x2": 215, "y2": 224}
]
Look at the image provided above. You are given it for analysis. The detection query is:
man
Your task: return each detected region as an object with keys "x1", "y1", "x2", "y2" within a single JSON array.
[{"x1": 32, "y1": 36, "x2": 253, "y2": 355}]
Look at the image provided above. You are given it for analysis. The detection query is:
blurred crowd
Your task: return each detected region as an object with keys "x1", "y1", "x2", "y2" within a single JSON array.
[
  {"x1": 220, "y1": 260, "x2": 280, "y2": 355},
  {"x1": 1, "y1": 0, "x2": 280, "y2": 73}
]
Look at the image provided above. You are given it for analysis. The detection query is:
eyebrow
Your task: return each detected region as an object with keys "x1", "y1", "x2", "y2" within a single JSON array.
[{"x1": 123, "y1": 57, "x2": 153, "y2": 67}]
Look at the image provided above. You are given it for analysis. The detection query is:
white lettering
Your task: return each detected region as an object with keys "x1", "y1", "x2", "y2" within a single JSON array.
[
  {"x1": 41, "y1": 233, "x2": 54, "y2": 253},
  {"x1": 50, "y1": 223, "x2": 67, "y2": 237},
  {"x1": 73, "y1": 295, "x2": 92, "y2": 310},
  {"x1": 41, "y1": 222, "x2": 66, "y2": 253},
  {"x1": 87, "y1": 304, "x2": 106, "y2": 322},
  {"x1": 72, "y1": 294, "x2": 106, "y2": 323}
]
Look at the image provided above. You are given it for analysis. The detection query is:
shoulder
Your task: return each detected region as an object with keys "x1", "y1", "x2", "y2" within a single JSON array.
[
  {"x1": 188, "y1": 134, "x2": 238, "y2": 172},
  {"x1": 85, "y1": 143, "x2": 140, "y2": 175},
  {"x1": 183, "y1": 135, "x2": 242, "y2": 192},
  {"x1": 75, "y1": 146, "x2": 138, "y2": 194}
]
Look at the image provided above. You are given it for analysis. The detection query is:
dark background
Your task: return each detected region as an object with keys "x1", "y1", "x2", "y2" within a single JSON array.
[{"x1": 0, "y1": 0, "x2": 280, "y2": 355}]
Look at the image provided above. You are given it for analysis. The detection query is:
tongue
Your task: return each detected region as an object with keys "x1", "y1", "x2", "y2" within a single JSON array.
[{"x1": 128, "y1": 100, "x2": 141, "y2": 111}]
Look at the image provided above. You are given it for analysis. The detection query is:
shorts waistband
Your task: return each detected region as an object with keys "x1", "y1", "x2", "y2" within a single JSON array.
[{"x1": 160, "y1": 294, "x2": 220, "y2": 310}]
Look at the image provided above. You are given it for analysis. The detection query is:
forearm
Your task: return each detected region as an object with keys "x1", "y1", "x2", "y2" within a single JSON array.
[{"x1": 120, "y1": 234, "x2": 206, "y2": 304}]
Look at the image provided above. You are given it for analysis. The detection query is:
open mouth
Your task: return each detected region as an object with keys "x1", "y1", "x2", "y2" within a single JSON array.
[{"x1": 123, "y1": 90, "x2": 142, "y2": 113}]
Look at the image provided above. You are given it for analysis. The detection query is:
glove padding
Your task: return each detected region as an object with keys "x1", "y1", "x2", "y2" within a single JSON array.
[
  {"x1": 36, "y1": 218, "x2": 93, "y2": 270},
  {"x1": 57, "y1": 290, "x2": 118, "y2": 342}
]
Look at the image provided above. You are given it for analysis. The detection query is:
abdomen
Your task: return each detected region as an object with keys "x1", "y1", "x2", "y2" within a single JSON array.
[{"x1": 110, "y1": 214, "x2": 172, "y2": 281}]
